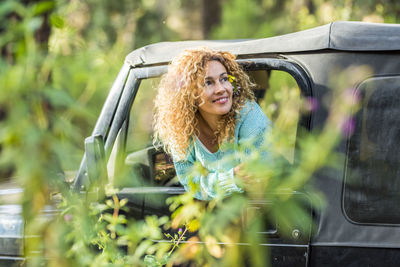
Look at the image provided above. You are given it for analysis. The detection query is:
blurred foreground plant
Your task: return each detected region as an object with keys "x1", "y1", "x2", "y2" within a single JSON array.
[
  {"x1": 0, "y1": 1, "x2": 371, "y2": 266},
  {"x1": 159, "y1": 67, "x2": 367, "y2": 267},
  {"x1": 0, "y1": 0, "x2": 131, "y2": 265}
]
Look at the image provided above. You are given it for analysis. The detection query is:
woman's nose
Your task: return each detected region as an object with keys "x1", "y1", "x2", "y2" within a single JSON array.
[{"x1": 214, "y1": 81, "x2": 225, "y2": 93}]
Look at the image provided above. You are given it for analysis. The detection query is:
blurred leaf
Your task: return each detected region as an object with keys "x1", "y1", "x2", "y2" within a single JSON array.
[
  {"x1": 27, "y1": 17, "x2": 43, "y2": 33},
  {"x1": 205, "y1": 235, "x2": 224, "y2": 258},
  {"x1": 32, "y1": 0, "x2": 55, "y2": 16},
  {"x1": 49, "y1": 14, "x2": 65, "y2": 28},
  {"x1": 144, "y1": 255, "x2": 161, "y2": 267},
  {"x1": 0, "y1": 1, "x2": 26, "y2": 18}
]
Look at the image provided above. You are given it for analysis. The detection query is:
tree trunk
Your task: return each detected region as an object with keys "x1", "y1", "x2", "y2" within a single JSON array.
[
  {"x1": 306, "y1": 0, "x2": 315, "y2": 14},
  {"x1": 202, "y1": 0, "x2": 222, "y2": 38}
]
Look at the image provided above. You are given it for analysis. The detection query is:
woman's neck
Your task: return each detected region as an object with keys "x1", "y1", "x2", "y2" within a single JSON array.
[
  {"x1": 198, "y1": 110, "x2": 220, "y2": 133},
  {"x1": 196, "y1": 112, "x2": 220, "y2": 152}
]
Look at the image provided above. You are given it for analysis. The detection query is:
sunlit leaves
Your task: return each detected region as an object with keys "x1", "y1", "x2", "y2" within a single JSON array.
[
  {"x1": 32, "y1": 0, "x2": 55, "y2": 16},
  {"x1": 0, "y1": 0, "x2": 396, "y2": 266},
  {"x1": 213, "y1": 0, "x2": 397, "y2": 40}
]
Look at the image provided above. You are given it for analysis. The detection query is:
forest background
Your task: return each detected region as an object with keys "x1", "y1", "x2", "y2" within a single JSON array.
[{"x1": 1, "y1": 0, "x2": 400, "y2": 266}]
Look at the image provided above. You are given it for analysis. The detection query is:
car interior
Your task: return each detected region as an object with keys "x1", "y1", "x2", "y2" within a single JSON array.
[{"x1": 113, "y1": 68, "x2": 301, "y2": 191}]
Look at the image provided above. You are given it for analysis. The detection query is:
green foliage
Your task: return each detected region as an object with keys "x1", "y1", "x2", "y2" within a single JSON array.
[
  {"x1": 212, "y1": 0, "x2": 400, "y2": 39},
  {"x1": 0, "y1": 0, "x2": 396, "y2": 266},
  {"x1": 0, "y1": 0, "x2": 168, "y2": 265}
]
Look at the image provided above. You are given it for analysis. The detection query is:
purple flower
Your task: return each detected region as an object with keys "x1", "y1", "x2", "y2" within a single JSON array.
[
  {"x1": 64, "y1": 214, "x2": 72, "y2": 222},
  {"x1": 305, "y1": 97, "x2": 319, "y2": 112},
  {"x1": 341, "y1": 117, "x2": 356, "y2": 136}
]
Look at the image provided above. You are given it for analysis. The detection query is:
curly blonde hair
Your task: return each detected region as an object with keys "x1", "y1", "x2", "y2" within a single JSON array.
[{"x1": 153, "y1": 47, "x2": 255, "y2": 160}]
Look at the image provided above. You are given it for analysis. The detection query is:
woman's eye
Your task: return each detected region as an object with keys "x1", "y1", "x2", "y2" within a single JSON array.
[
  {"x1": 221, "y1": 77, "x2": 228, "y2": 82},
  {"x1": 205, "y1": 80, "x2": 212, "y2": 86}
]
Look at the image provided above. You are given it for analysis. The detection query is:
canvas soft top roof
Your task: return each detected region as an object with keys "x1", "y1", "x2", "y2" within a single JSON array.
[{"x1": 125, "y1": 21, "x2": 400, "y2": 67}]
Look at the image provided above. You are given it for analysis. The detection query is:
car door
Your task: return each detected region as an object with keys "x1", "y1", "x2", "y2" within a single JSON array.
[{"x1": 90, "y1": 58, "x2": 314, "y2": 266}]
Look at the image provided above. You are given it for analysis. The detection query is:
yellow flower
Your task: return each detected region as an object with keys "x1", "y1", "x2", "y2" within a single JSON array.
[{"x1": 228, "y1": 74, "x2": 240, "y2": 96}]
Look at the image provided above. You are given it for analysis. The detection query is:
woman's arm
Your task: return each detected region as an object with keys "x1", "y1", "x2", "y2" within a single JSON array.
[
  {"x1": 173, "y1": 157, "x2": 211, "y2": 200},
  {"x1": 174, "y1": 158, "x2": 243, "y2": 200},
  {"x1": 173, "y1": 102, "x2": 272, "y2": 200},
  {"x1": 234, "y1": 101, "x2": 273, "y2": 187},
  {"x1": 237, "y1": 101, "x2": 273, "y2": 156}
]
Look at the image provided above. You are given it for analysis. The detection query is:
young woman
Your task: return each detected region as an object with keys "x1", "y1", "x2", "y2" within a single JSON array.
[{"x1": 153, "y1": 47, "x2": 272, "y2": 200}]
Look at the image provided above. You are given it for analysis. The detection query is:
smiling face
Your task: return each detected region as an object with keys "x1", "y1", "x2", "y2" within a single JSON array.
[{"x1": 198, "y1": 60, "x2": 233, "y2": 122}]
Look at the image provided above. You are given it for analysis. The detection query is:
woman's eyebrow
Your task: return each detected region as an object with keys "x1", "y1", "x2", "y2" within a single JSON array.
[{"x1": 205, "y1": 72, "x2": 227, "y2": 80}]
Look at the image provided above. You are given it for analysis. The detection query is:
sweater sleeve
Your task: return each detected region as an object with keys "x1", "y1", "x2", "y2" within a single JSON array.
[
  {"x1": 173, "y1": 147, "x2": 210, "y2": 200},
  {"x1": 173, "y1": 145, "x2": 243, "y2": 200},
  {"x1": 238, "y1": 101, "x2": 273, "y2": 156},
  {"x1": 174, "y1": 158, "x2": 242, "y2": 200}
]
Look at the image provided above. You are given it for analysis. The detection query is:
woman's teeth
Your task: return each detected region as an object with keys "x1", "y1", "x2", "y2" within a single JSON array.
[{"x1": 214, "y1": 97, "x2": 227, "y2": 103}]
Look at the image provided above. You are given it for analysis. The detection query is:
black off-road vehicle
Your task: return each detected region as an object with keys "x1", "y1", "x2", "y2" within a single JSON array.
[{"x1": 3, "y1": 21, "x2": 400, "y2": 266}]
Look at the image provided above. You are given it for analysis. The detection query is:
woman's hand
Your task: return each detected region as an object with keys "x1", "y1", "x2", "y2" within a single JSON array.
[{"x1": 234, "y1": 163, "x2": 256, "y2": 188}]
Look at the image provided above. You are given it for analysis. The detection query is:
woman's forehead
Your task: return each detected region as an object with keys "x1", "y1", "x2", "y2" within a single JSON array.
[{"x1": 205, "y1": 60, "x2": 227, "y2": 78}]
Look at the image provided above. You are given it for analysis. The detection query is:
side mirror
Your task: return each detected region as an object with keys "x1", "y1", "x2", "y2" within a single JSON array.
[
  {"x1": 124, "y1": 146, "x2": 178, "y2": 186},
  {"x1": 85, "y1": 135, "x2": 108, "y2": 188}
]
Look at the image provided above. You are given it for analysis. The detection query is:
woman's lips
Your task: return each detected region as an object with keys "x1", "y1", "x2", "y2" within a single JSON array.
[{"x1": 213, "y1": 97, "x2": 228, "y2": 104}]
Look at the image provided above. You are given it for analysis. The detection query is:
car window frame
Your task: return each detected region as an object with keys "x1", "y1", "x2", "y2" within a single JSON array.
[
  {"x1": 74, "y1": 58, "x2": 312, "y2": 190},
  {"x1": 342, "y1": 74, "x2": 400, "y2": 226}
]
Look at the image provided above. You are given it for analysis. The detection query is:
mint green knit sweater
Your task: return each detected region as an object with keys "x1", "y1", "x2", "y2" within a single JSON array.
[{"x1": 173, "y1": 101, "x2": 272, "y2": 200}]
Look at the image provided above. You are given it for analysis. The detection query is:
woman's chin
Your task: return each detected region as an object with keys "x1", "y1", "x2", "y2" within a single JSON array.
[{"x1": 216, "y1": 106, "x2": 232, "y2": 115}]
